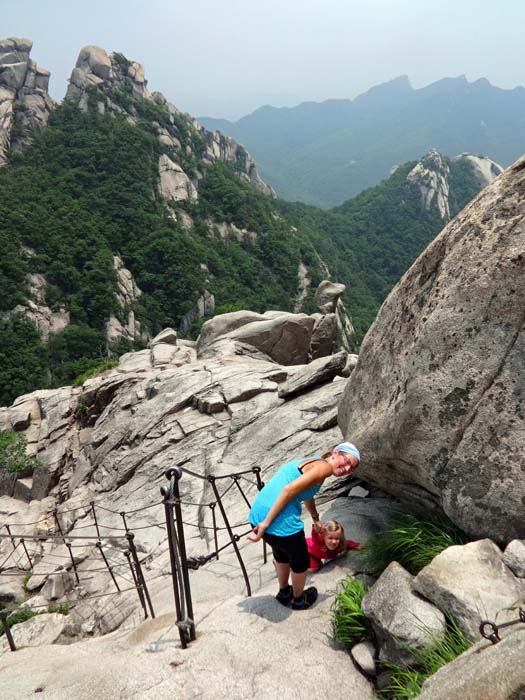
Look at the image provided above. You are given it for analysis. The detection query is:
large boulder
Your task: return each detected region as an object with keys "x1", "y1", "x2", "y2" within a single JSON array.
[
  {"x1": 339, "y1": 157, "x2": 525, "y2": 542},
  {"x1": 413, "y1": 539, "x2": 525, "y2": 642},
  {"x1": 361, "y1": 561, "x2": 446, "y2": 664},
  {"x1": 198, "y1": 310, "x2": 317, "y2": 365}
]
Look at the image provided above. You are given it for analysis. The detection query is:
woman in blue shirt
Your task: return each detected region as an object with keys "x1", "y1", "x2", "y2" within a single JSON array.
[{"x1": 248, "y1": 442, "x2": 360, "y2": 610}]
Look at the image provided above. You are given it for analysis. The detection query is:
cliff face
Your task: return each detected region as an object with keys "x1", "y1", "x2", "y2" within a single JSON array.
[{"x1": 0, "y1": 37, "x2": 53, "y2": 166}]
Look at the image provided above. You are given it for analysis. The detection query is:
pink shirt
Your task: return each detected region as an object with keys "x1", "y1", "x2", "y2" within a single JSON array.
[{"x1": 306, "y1": 526, "x2": 360, "y2": 570}]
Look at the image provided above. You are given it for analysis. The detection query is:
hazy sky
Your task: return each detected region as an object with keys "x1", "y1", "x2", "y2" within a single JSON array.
[{"x1": 3, "y1": 0, "x2": 525, "y2": 120}]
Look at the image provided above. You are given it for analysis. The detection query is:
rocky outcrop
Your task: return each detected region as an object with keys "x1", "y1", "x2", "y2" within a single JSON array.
[
  {"x1": 313, "y1": 280, "x2": 354, "y2": 353},
  {"x1": 453, "y1": 152, "x2": 503, "y2": 187},
  {"x1": 158, "y1": 153, "x2": 198, "y2": 202},
  {"x1": 0, "y1": 37, "x2": 53, "y2": 166},
  {"x1": 407, "y1": 148, "x2": 451, "y2": 220},
  {"x1": 66, "y1": 45, "x2": 148, "y2": 109},
  {"x1": 202, "y1": 128, "x2": 275, "y2": 198},
  {"x1": 406, "y1": 149, "x2": 503, "y2": 222},
  {"x1": 13, "y1": 272, "x2": 69, "y2": 341},
  {"x1": 65, "y1": 45, "x2": 273, "y2": 200},
  {"x1": 338, "y1": 157, "x2": 525, "y2": 543},
  {"x1": 179, "y1": 290, "x2": 215, "y2": 335},
  {"x1": 105, "y1": 256, "x2": 145, "y2": 345}
]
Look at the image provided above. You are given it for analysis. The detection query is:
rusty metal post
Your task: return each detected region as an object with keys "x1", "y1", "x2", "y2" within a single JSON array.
[
  {"x1": 90, "y1": 501, "x2": 101, "y2": 539},
  {"x1": 5, "y1": 524, "x2": 16, "y2": 551},
  {"x1": 53, "y1": 510, "x2": 66, "y2": 544},
  {"x1": 161, "y1": 480, "x2": 187, "y2": 649},
  {"x1": 209, "y1": 502, "x2": 219, "y2": 561},
  {"x1": 126, "y1": 532, "x2": 154, "y2": 619},
  {"x1": 65, "y1": 542, "x2": 80, "y2": 585},
  {"x1": 170, "y1": 469, "x2": 195, "y2": 641},
  {"x1": 124, "y1": 550, "x2": 147, "y2": 619},
  {"x1": 96, "y1": 541, "x2": 121, "y2": 592},
  {"x1": 0, "y1": 610, "x2": 16, "y2": 651},
  {"x1": 19, "y1": 538, "x2": 32, "y2": 568},
  {"x1": 208, "y1": 475, "x2": 251, "y2": 597}
]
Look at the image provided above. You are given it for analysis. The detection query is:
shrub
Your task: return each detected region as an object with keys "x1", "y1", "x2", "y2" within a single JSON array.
[
  {"x1": 379, "y1": 616, "x2": 470, "y2": 699},
  {"x1": 0, "y1": 430, "x2": 39, "y2": 474},
  {"x1": 359, "y1": 514, "x2": 469, "y2": 576},
  {"x1": 47, "y1": 603, "x2": 69, "y2": 615},
  {"x1": 331, "y1": 575, "x2": 370, "y2": 646},
  {"x1": 0, "y1": 608, "x2": 38, "y2": 636},
  {"x1": 73, "y1": 358, "x2": 118, "y2": 386}
]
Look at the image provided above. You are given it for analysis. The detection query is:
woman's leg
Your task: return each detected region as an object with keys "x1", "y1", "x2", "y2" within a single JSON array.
[
  {"x1": 291, "y1": 569, "x2": 307, "y2": 598},
  {"x1": 274, "y1": 560, "x2": 291, "y2": 590}
]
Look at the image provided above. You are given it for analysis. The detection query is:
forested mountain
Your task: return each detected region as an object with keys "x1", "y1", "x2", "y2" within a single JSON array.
[
  {"x1": 199, "y1": 75, "x2": 525, "y2": 207},
  {"x1": 0, "y1": 40, "x2": 496, "y2": 407}
]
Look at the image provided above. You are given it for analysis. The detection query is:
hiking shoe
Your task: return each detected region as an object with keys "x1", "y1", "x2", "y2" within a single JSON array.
[
  {"x1": 276, "y1": 584, "x2": 293, "y2": 606},
  {"x1": 291, "y1": 586, "x2": 318, "y2": 610}
]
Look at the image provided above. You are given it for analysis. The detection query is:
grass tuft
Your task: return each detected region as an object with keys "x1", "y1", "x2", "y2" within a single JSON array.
[
  {"x1": 358, "y1": 514, "x2": 469, "y2": 575},
  {"x1": 379, "y1": 615, "x2": 471, "y2": 699},
  {"x1": 331, "y1": 575, "x2": 370, "y2": 646}
]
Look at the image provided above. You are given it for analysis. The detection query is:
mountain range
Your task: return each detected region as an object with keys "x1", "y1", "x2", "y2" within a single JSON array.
[
  {"x1": 0, "y1": 39, "x2": 501, "y2": 405},
  {"x1": 199, "y1": 75, "x2": 525, "y2": 207}
]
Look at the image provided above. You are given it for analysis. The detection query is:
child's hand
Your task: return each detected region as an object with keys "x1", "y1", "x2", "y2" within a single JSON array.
[{"x1": 313, "y1": 520, "x2": 325, "y2": 535}]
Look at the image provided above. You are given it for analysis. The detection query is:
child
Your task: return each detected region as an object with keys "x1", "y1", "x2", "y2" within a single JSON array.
[{"x1": 306, "y1": 519, "x2": 360, "y2": 571}]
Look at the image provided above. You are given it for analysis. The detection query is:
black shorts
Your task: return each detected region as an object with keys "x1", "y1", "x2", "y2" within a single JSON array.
[{"x1": 262, "y1": 529, "x2": 310, "y2": 573}]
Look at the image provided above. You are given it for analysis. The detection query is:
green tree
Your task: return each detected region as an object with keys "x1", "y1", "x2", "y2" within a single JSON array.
[{"x1": 0, "y1": 314, "x2": 48, "y2": 406}]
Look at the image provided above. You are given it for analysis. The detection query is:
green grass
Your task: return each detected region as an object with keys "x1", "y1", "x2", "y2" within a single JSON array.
[
  {"x1": 0, "y1": 608, "x2": 38, "y2": 636},
  {"x1": 359, "y1": 514, "x2": 469, "y2": 575},
  {"x1": 0, "y1": 602, "x2": 70, "y2": 636},
  {"x1": 73, "y1": 358, "x2": 119, "y2": 386},
  {"x1": 331, "y1": 576, "x2": 370, "y2": 646},
  {"x1": 378, "y1": 616, "x2": 471, "y2": 699},
  {"x1": 47, "y1": 602, "x2": 69, "y2": 615}
]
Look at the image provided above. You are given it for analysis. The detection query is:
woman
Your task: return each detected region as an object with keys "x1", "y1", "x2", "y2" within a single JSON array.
[{"x1": 248, "y1": 442, "x2": 360, "y2": 610}]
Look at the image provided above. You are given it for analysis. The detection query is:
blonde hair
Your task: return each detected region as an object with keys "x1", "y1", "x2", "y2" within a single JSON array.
[{"x1": 323, "y1": 519, "x2": 347, "y2": 554}]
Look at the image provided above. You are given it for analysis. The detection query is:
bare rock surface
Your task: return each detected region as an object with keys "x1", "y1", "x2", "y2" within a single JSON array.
[
  {"x1": 0, "y1": 555, "x2": 375, "y2": 699},
  {"x1": 413, "y1": 539, "x2": 525, "y2": 641},
  {"x1": 0, "y1": 314, "x2": 351, "y2": 646},
  {"x1": 339, "y1": 156, "x2": 525, "y2": 542},
  {"x1": 0, "y1": 612, "x2": 67, "y2": 652}
]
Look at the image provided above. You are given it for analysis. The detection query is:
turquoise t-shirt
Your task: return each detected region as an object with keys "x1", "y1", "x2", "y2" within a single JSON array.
[{"x1": 249, "y1": 457, "x2": 321, "y2": 536}]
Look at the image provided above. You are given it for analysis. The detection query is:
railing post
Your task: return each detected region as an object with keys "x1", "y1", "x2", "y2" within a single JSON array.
[
  {"x1": 161, "y1": 477, "x2": 187, "y2": 649},
  {"x1": 124, "y1": 550, "x2": 147, "y2": 619},
  {"x1": 170, "y1": 469, "x2": 195, "y2": 642},
  {"x1": 0, "y1": 610, "x2": 16, "y2": 651},
  {"x1": 126, "y1": 532, "x2": 154, "y2": 619},
  {"x1": 90, "y1": 501, "x2": 101, "y2": 539},
  {"x1": 96, "y1": 541, "x2": 121, "y2": 592},
  {"x1": 208, "y1": 475, "x2": 252, "y2": 597}
]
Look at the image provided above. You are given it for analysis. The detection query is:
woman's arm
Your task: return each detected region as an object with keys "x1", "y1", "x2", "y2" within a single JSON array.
[
  {"x1": 303, "y1": 498, "x2": 320, "y2": 522},
  {"x1": 247, "y1": 460, "x2": 330, "y2": 542}
]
